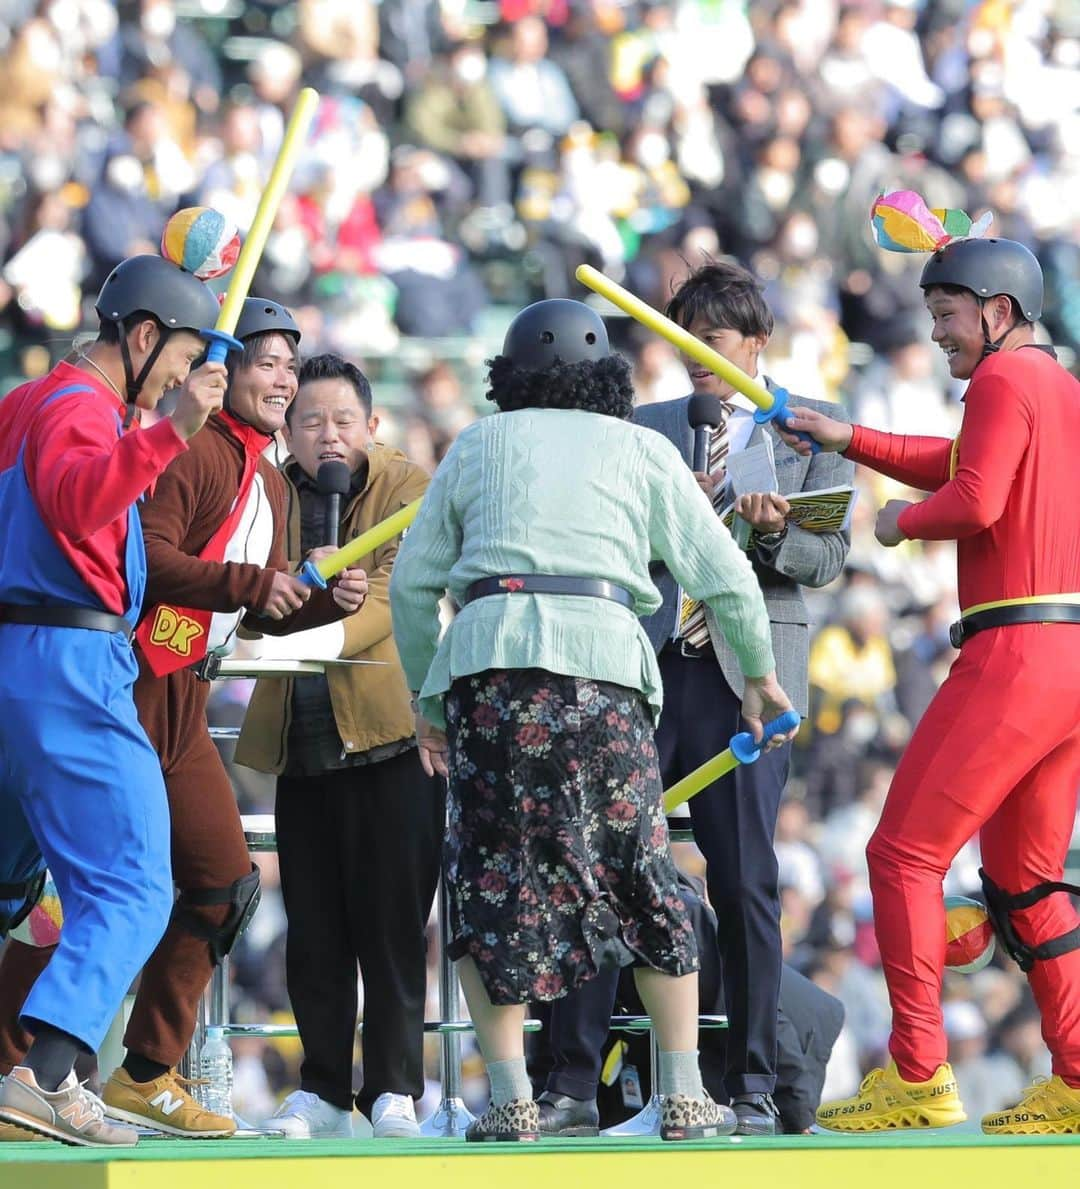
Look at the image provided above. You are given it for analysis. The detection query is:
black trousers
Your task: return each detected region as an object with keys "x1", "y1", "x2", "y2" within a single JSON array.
[
  {"x1": 545, "y1": 648, "x2": 789, "y2": 1099},
  {"x1": 276, "y1": 749, "x2": 445, "y2": 1116}
]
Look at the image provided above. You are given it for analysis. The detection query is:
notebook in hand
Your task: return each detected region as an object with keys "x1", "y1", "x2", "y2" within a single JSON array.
[{"x1": 720, "y1": 485, "x2": 857, "y2": 540}]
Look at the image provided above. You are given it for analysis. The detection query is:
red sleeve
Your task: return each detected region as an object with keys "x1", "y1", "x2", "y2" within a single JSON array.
[
  {"x1": 843, "y1": 424, "x2": 954, "y2": 492},
  {"x1": 24, "y1": 395, "x2": 187, "y2": 542},
  {"x1": 898, "y1": 371, "x2": 1032, "y2": 541}
]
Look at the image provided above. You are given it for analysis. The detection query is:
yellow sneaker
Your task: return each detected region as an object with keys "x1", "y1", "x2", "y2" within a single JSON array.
[
  {"x1": 102, "y1": 1068, "x2": 235, "y2": 1138},
  {"x1": 816, "y1": 1061, "x2": 966, "y2": 1132},
  {"x1": 982, "y1": 1076, "x2": 1080, "y2": 1135}
]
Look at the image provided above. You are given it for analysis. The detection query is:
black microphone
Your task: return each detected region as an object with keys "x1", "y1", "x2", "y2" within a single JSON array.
[
  {"x1": 687, "y1": 393, "x2": 726, "y2": 473},
  {"x1": 316, "y1": 460, "x2": 352, "y2": 548}
]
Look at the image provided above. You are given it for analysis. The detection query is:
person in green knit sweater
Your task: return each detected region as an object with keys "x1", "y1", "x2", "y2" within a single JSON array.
[{"x1": 389, "y1": 299, "x2": 797, "y2": 1143}]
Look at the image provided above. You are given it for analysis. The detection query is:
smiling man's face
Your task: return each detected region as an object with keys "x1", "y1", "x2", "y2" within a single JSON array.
[
  {"x1": 283, "y1": 376, "x2": 378, "y2": 481},
  {"x1": 227, "y1": 332, "x2": 298, "y2": 433},
  {"x1": 924, "y1": 287, "x2": 988, "y2": 381},
  {"x1": 133, "y1": 327, "x2": 208, "y2": 410}
]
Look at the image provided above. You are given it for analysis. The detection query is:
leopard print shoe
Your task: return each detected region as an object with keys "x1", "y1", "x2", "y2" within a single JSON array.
[
  {"x1": 465, "y1": 1098, "x2": 541, "y2": 1143},
  {"x1": 660, "y1": 1092, "x2": 737, "y2": 1141}
]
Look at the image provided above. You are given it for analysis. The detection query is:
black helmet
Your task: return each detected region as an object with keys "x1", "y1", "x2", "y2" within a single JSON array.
[
  {"x1": 234, "y1": 297, "x2": 302, "y2": 344},
  {"x1": 919, "y1": 237, "x2": 1043, "y2": 322},
  {"x1": 95, "y1": 255, "x2": 220, "y2": 414},
  {"x1": 501, "y1": 299, "x2": 609, "y2": 370},
  {"x1": 95, "y1": 255, "x2": 220, "y2": 334}
]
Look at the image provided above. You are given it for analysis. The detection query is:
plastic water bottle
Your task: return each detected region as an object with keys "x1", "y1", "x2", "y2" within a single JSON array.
[{"x1": 198, "y1": 1026, "x2": 234, "y2": 1119}]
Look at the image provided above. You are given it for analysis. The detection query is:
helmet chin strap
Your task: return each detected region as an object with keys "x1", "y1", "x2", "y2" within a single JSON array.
[
  {"x1": 978, "y1": 299, "x2": 1019, "y2": 361},
  {"x1": 117, "y1": 321, "x2": 171, "y2": 427}
]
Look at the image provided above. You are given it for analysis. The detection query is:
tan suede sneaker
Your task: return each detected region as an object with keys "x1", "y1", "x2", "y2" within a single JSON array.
[
  {"x1": 102, "y1": 1067, "x2": 235, "y2": 1138},
  {"x1": 0, "y1": 1066, "x2": 138, "y2": 1147},
  {"x1": 0, "y1": 1118, "x2": 50, "y2": 1142}
]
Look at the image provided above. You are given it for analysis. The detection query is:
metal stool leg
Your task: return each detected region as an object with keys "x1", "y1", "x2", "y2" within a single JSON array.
[
  {"x1": 209, "y1": 957, "x2": 228, "y2": 1035},
  {"x1": 601, "y1": 1026, "x2": 663, "y2": 1137},
  {"x1": 179, "y1": 997, "x2": 204, "y2": 1083},
  {"x1": 419, "y1": 874, "x2": 475, "y2": 1138}
]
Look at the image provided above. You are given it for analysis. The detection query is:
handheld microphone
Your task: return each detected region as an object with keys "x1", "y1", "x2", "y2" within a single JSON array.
[
  {"x1": 687, "y1": 393, "x2": 726, "y2": 473},
  {"x1": 315, "y1": 460, "x2": 352, "y2": 548}
]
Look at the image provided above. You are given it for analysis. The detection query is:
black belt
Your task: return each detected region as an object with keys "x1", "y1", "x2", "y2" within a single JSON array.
[
  {"x1": 464, "y1": 575, "x2": 634, "y2": 610},
  {"x1": 663, "y1": 637, "x2": 713, "y2": 660},
  {"x1": 949, "y1": 602, "x2": 1080, "y2": 649},
  {"x1": 0, "y1": 604, "x2": 133, "y2": 640}
]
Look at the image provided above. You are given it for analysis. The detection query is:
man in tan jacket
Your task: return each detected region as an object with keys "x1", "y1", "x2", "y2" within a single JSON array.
[{"x1": 236, "y1": 354, "x2": 442, "y2": 1140}]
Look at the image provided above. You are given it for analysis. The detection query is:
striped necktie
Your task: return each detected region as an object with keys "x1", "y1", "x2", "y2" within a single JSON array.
[{"x1": 679, "y1": 404, "x2": 733, "y2": 650}]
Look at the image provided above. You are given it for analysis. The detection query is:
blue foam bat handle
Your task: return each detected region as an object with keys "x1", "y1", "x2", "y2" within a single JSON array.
[
  {"x1": 729, "y1": 709, "x2": 801, "y2": 765},
  {"x1": 298, "y1": 559, "x2": 328, "y2": 589},
  {"x1": 201, "y1": 328, "x2": 244, "y2": 365},
  {"x1": 753, "y1": 386, "x2": 821, "y2": 454}
]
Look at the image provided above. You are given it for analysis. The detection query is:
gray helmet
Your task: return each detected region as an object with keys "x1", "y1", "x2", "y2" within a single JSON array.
[
  {"x1": 919, "y1": 237, "x2": 1043, "y2": 322},
  {"x1": 95, "y1": 254, "x2": 220, "y2": 333},
  {"x1": 502, "y1": 299, "x2": 610, "y2": 370},
  {"x1": 234, "y1": 297, "x2": 302, "y2": 344}
]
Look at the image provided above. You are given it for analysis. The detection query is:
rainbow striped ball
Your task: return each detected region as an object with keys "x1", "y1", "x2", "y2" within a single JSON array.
[
  {"x1": 10, "y1": 870, "x2": 63, "y2": 948},
  {"x1": 945, "y1": 895, "x2": 995, "y2": 973},
  {"x1": 160, "y1": 206, "x2": 240, "y2": 280}
]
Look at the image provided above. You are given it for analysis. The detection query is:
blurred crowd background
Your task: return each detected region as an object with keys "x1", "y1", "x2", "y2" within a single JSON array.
[{"x1": 1, "y1": 0, "x2": 1078, "y2": 1127}]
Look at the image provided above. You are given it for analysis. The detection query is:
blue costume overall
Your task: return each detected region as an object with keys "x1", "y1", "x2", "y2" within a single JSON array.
[{"x1": 0, "y1": 386, "x2": 172, "y2": 1053}]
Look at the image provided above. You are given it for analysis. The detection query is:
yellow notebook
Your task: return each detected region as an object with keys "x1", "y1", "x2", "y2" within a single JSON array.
[{"x1": 720, "y1": 485, "x2": 857, "y2": 539}]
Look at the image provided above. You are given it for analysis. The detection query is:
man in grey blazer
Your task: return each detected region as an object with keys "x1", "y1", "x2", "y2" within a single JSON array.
[
  {"x1": 634, "y1": 382, "x2": 851, "y2": 718},
  {"x1": 537, "y1": 260, "x2": 852, "y2": 1137}
]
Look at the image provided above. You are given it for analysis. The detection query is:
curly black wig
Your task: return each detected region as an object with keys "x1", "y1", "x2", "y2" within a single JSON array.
[{"x1": 484, "y1": 353, "x2": 635, "y2": 419}]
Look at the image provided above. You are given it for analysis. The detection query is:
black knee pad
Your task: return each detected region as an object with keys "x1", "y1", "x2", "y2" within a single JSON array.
[
  {"x1": 0, "y1": 869, "x2": 46, "y2": 938},
  {"x1": 980, "y1": 867, "x2": 1080, "y2": 973},
  {"x1": 171, "y1": 864, "x2": 261, "y2": 965}
]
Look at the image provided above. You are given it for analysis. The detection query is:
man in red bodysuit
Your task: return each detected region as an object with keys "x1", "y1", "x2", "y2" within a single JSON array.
[{"x1": 783, "y1": 236, "x2": 1080, "y2": 1136}]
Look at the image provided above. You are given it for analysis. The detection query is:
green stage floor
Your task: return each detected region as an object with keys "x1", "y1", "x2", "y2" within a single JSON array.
[
  {"x1": 4, "y1": 1131, "x2": 1080, "y2": 1189},
  {"x1": 3, "y1": 1130, "x2": 1080, "y2": 1158}
]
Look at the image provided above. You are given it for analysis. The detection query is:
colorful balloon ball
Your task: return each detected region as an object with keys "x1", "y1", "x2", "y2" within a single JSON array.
[
  {"x1": 870, "y1": 190, "x2": 994, "y2": 255},
  {"x1": 160, "y1": 206, "x2": 240, "y2": 280},
  {"x1": 945, "y1": 895, "x2": 995, "y2": 973},
  {"x1": 10, "y1": 870, "x2": 63, "y2": 948}
]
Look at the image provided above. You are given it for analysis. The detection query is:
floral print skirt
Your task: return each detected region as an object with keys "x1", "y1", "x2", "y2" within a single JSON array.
[{"x1": 444, "y1": 668, "x2": 699, "y2": 1006}]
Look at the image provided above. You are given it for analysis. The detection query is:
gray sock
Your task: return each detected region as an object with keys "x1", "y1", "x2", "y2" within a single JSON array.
[
  {"x1": 658, "y1": 1049, "x2": 704, "y2": 1099},
  {"x1": 486, "y1": 1057, "x2": 532, "y2": 1107}
]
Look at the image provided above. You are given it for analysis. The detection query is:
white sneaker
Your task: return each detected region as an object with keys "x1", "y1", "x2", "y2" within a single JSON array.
[
  {"x1": 371, "y1": 1092, "x2": 420, "y2": 1138},
  {"x1": 266, "y1": 1090, "x2": 353, "y2": 1139}
]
